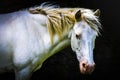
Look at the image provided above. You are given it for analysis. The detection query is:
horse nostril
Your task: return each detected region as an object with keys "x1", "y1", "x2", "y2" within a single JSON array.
[{"x1": 82, "y1": 63, "x2": 86, "y2": 68}]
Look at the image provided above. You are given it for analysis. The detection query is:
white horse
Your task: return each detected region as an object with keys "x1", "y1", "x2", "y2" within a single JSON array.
[{"x1": 0, "y1": 3, "x2": 101, "y2": 80}]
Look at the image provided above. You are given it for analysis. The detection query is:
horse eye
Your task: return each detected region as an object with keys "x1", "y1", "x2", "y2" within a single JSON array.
[{"x1": 76, "y1": 34, "x2": 81, "y2": 39}]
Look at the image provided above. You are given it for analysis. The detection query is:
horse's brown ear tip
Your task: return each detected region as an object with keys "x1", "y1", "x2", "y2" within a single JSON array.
[
  {"x1": 77, "y1": 10, "x2": 81, "y2": 13},
  {"x1": 97, "y1": 9, "x2": 100, "y2": 13},
  {"x1": 94, "y1": 9, "x2": 100, "y2": 16},
  {"x1": 75, "y1": 10, "x2": 81, "y2": 21}
]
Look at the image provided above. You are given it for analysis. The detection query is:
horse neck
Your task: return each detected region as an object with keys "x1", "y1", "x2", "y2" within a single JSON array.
[
  {"x1": 43, "y1": 33, "x2": 71, "y2": 61},
  {"x1": 23, "y1": 10, "x2": 71, "y2": 55}
]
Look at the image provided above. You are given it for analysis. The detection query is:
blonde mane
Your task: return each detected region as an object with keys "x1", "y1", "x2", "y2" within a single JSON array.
[
  {"x1": 29, "y1": 4, "x2": 101, "y2": 43},
  {"x1": 46, "y1": 9, "x2": 75, "y2": 43}
]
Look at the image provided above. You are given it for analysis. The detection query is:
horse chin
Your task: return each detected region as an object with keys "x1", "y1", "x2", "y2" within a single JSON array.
[{"x1": 79, "y1": 66, "x2": 94, "y2": 74}]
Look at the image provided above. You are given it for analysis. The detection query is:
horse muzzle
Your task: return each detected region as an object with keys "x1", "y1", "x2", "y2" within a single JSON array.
[{"x1": 79, "y1": 60, "x2": 95, "y2": 74}]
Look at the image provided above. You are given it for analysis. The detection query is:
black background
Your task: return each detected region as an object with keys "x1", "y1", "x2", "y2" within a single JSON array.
[{"x1": 0, "y1": 0, "x2": 120, "y2": 80}]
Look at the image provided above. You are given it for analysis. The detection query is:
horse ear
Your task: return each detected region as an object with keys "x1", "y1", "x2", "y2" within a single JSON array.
[
  {"x1": 75, "y1": 10, "x2": 81, "y2": 22},
  {"x1": 94, "y1": 9, "x2": 100, "y2": 16}
]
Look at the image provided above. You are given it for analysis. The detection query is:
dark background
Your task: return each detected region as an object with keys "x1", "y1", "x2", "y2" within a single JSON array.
[{"x1": 0, "y1": 0, "x2": 120, "y2": 80}]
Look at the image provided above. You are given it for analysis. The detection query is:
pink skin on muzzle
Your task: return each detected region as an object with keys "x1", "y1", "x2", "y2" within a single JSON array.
[{"x1": 79, "y1": 60, "x2": 95, "y2": 74}]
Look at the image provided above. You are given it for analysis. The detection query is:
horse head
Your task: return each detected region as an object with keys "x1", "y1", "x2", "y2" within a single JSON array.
[{"x1": 71, "y1": 9, "x2": 100, "y2": 74}]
